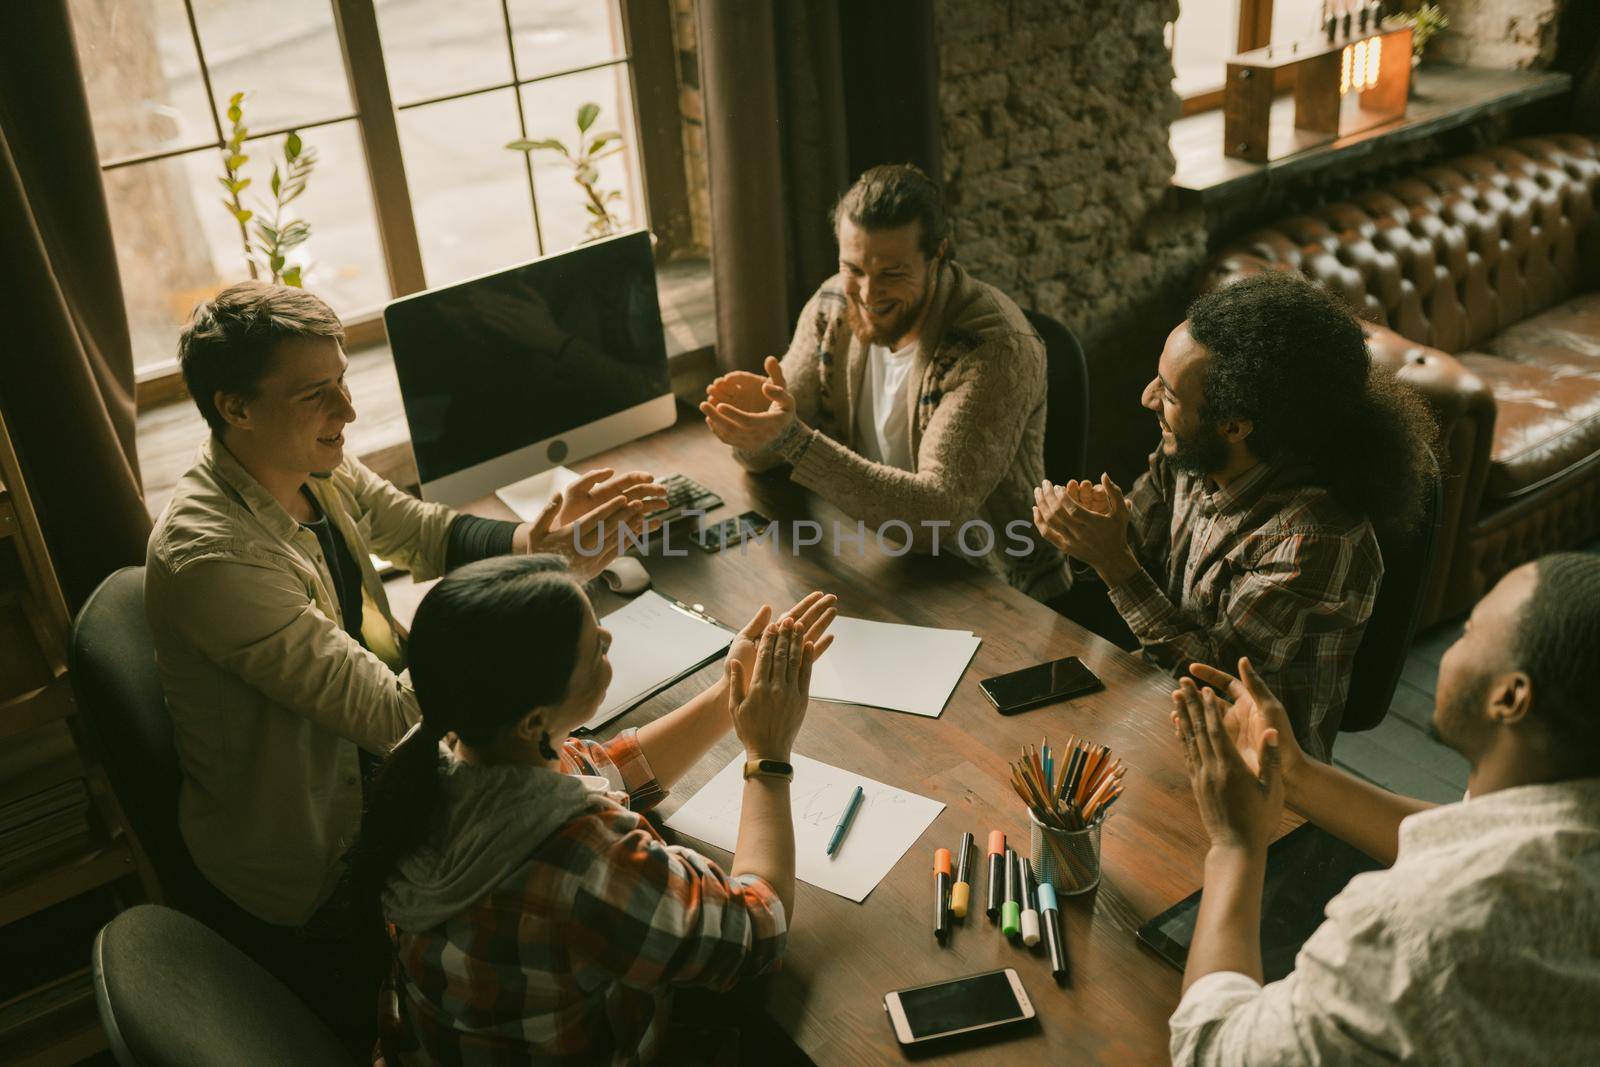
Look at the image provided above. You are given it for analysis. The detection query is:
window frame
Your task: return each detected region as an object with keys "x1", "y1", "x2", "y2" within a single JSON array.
[
  {"x1": 1176, "y1": 0, "x2": 1292, "y2": 116},
  {"x1": 105, "y1": 0, "x2": 679, "y2": 410}
]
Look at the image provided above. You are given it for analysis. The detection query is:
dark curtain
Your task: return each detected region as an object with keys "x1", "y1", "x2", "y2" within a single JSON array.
[
  {"x1": 0, "y1": 1, "x2": 151, "y2": 611},
  {"x1": 696, "y1": 0, "x2": 943, "y2": 372},
  {"x1": 1555, "y1": 0, "x2": 1599, "y2": 134},
  {"x1": 838, "y1": 0, "x2": 942, "y2": 182}
]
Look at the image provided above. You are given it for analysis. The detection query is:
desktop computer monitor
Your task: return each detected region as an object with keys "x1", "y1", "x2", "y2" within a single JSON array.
[{"x1": 384, "y1": 229, "x2": 677, "y2": 506}]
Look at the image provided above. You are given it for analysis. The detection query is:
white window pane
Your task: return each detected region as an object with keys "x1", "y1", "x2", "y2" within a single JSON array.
[
  {"x1": 194, "y1": 122, "x2": 390, "y2": 317},
  {"x1": 398, "y1": 90, "x2": 540, "y2": 286},
  {"x1": 188, "y1": 0, "x2": 353, "y2": 132},
  {"x1": 1272, "y1": 0, "x2": 1329, "y2": 47},
  {"x1": 519, "y1": 66, "x2": 643, "y2": 255},
  {"x1": 372, "y1": 0, "x2": 512, "y2": 106},
  {"x1": 1172, "y1": 0, "x2": 1241, "y2": 98},
  {"x1": 102, "y1": 154, "x2": 231, "y2": 374},
  {"x1": 69, "y1": 0, "x2": 219, "y2": 161},
  {"x1": 508, "y1": 0, "x2": 624, "y2": 80},
  {"x1": 104, "y1": 121, "x2": 388, "y2": 374}
]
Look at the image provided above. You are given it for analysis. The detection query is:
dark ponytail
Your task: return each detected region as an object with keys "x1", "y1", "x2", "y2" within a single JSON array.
[{"x1": 352, "y1": 553, "x2": 589, "y2": 945}]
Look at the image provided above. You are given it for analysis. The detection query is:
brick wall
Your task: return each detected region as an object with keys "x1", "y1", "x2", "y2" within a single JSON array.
[{"x1": 935, "y1": 0, "x2": 1205, "y2": 478}]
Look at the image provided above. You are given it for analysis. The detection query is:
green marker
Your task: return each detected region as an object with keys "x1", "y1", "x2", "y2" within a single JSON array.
[{"x1": 1001, "y1": 847, "x2": 1021, "y2": 939}]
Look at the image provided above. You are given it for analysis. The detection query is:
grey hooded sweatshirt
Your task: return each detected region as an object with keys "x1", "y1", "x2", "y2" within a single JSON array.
[{"x1": 383, "y1": 742, "x2": 612, "y2": 933}]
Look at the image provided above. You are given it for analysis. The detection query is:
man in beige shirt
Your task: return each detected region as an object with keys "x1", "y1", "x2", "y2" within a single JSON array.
[
  {"x1": 1167, "y1": 553, "x2": 1600, "y2": 1065},
  {"x1": 698, "y1": 164, "x2": 1068, "y2": 599},
  {"x1": 145, "y1": 282, "x2": 661, "y2": 1045}
]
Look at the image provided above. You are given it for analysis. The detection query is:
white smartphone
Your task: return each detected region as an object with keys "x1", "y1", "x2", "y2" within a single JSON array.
[{"x1": 883, "y1": 968, "x2": 1035, "y2": 1046}]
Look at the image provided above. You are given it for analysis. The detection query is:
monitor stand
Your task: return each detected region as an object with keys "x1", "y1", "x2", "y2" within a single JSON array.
[{"x1": 495, "y1": 466, "x2": 582, "y2": 522}]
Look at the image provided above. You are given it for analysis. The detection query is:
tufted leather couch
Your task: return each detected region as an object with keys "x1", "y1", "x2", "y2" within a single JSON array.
[{"x1": 1203, "y1": 134, "x2": 1600, "y2": 625}]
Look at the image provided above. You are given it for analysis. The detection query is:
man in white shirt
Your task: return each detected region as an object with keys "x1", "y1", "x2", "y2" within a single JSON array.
[
  {"x1": 1167, "y1": 552, "x2": 1600, "y2": 1066},
  {"x1": 697, "y1": 164, "x2": 1068, "y2": 598}
]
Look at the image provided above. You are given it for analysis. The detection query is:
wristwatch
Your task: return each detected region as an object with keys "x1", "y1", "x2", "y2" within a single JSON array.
[{"x1": 742, "y1": 758, "x2": 794, "y2": 782}]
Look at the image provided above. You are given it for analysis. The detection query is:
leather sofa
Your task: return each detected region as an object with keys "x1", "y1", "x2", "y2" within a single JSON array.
[{"x1": 1203, "y1": 134, "x2": 1600, "y2": 625}]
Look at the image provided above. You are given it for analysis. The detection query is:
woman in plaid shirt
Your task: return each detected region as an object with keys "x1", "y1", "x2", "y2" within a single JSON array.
[{"x1": 355, "y1": 555, "x2": 836, "y2": 1065}]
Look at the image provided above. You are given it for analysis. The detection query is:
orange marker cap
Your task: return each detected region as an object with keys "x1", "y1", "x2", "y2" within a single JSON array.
[
  {"x1": 934, "y1": 848, "x2": 952, "y2": 875},
  {"x1": 987, "y1": 830, "x2": 1005, "y2": 856}
]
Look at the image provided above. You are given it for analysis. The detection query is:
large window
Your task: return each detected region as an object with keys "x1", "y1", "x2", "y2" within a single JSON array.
[
  {"x1": 1170, "y1": 0, "x2": 1328, "y2": 113},
  {"x1": 68, "y1": 0, "x2": 670, "y2": 393}
]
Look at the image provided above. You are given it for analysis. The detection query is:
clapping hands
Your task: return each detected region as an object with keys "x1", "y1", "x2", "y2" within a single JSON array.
[
  {"x1": 700, "y1": 356, "x2": 802, "y2": 452},
  {"x1": 1033, "y1": 474, "x2": 1139, "y2": 584}
]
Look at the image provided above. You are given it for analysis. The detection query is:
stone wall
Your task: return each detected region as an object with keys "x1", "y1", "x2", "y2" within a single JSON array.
[
  {"x1": 930, "y1": 0, "x2": 1581, "y2": 479},
  {"x1": 1433, "y1": 0, "x2": 1565, "y2": 69},
  {"x1": 669, "y1": 0, "x2": 712, "y2": 258},
  {"x1": 935, "y1": 0, "x2": 1205, "y2": 479}
]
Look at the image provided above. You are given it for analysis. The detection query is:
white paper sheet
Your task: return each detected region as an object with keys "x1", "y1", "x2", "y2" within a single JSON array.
[
  {"x1": 585, "y1": 591, "x2": 732, "y2": 732},
  {"x1": 807, "y1": 616, "x2": 981, "y2": 717},
  {"x1": 666, "y1": 753, "x2": 945, "y2": 902}
]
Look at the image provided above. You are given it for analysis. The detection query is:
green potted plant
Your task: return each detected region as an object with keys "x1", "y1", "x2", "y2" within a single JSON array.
[
  {"x1": 508, "y1": 102, "x2": 625, "y2": 244},
  {"x1": 218, "y1": 91, "x2": 317, "y2": 286},
  {"x1": 1384, "y1": 2, "x2": 1450, "y2": 64}
]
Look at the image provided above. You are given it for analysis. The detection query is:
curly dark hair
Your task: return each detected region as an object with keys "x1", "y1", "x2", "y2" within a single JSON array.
[{"x1": 1186, "y1": 272, "x2": 1438, "y2": 535}]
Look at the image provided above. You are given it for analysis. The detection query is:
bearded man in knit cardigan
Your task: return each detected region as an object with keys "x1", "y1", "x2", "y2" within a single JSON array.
[{"x1": 700, "y1": 164, "x2": 1070, "y2": 600}]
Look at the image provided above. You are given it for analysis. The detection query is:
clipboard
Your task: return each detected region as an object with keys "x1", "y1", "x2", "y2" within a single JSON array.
[{"x1": 576, "y1": 590, "x2": 735, "y2": 734}]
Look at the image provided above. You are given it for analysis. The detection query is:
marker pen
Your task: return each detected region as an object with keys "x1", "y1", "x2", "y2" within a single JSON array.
[
  {"x1": 1020, "y1": 857, "x2": 1041, "y2": 948},
  {"x1": 985, "y1": 831, "x2": 1005, "y2": 921},
  {"x1": 1039, "y1": 880, "x2": 1070, "y2": 983},
  {"x1": 934, "y1": 847, "x2": 952, "y2": 943},
  {"x1": 1001, "y1": 847, "x2": 1021, "y2": 939},
  {"x1": 951, "y1": 832, "x2": 974, "y2": 921}
]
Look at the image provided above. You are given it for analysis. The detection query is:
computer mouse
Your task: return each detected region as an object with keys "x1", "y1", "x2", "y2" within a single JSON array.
[{"x1": 600, "y1": 556, "x2": 651, "y2": 595}]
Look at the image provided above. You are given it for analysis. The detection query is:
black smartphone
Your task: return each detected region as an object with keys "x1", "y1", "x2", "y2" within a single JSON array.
[
  {"x1": 691, "y1": 510, "x2": 772, "y2": 553},
  {"x1": 978, "y1": 656, "x2": 1103, "y2": 714}
]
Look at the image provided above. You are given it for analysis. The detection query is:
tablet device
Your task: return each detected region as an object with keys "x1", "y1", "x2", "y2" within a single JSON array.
[{"x1": 1137, "y1": 823, "x2": 1384, "y2": 982}]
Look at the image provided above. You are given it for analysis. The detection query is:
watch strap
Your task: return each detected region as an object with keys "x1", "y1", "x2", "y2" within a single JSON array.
[{"x1": 742, "y1": 758, "x2": 794, "y2": 782}]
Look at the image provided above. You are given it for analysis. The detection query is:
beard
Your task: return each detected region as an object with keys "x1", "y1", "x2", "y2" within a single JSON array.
[
  {"x1": 1167, "y1": 416, "x2": 1230, "y2": 476},
  {"x1": 1428, "y1": 671, "x2": 1491, "y2": 752},
  {"x1": 844, "y1": 280, "x2": 932, "y2": 348}
]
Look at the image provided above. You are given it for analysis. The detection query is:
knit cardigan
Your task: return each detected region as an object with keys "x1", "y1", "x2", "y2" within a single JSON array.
[{"x1": 736, "y1": 260, "x2": 1070, "y2": 600}]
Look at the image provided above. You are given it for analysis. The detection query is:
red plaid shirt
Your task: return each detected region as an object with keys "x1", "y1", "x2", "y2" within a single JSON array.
[
  {"x1": 1108, "y1": 451, "x2": 1382, "y2": 759},
  {"x1": 382, "y1": 731, "x2": 787, "y2": 1066}
]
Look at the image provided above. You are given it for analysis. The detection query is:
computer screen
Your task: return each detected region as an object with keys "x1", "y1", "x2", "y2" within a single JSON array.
[{"x1": 385, "y1": 230, "x2": 673, "y2": 497}]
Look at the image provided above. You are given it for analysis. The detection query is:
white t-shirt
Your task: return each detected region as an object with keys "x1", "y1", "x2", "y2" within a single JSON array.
[{"x1": 854, "y1": 341, "x2": 918, "y2": 471}]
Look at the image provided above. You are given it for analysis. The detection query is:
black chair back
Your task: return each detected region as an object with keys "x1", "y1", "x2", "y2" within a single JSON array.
[
  {"x1": 70, "y1": 566, "x2": 219, "y2": 912},
  {"x1": 1341, "y1": 468, "x2": 1445, "y2": 732},
  {"x1": 93, "y1": 904, "x2": 349, "y2": 1067},
  {"x1": 1024, "y1": 310, "x2": 1089, "y2": 483}
]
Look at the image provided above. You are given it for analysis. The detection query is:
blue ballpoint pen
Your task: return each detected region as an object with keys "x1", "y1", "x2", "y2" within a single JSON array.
[{"x1": 826, "y1": 786, "x2": 865, "y2": 857}]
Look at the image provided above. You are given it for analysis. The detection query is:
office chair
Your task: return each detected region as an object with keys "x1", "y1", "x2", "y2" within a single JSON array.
[
  {"x1": 1340, "y1": 465, "x2": 1445, "y2": 733},
  {"x1": 93, "y1": 904, "x2": 349, "y2": 1067},
  {"x1": 69, "y1": 566, "x2": 224, "y2": 914},
  {"x1": 1024, "y1": 310, "x2": 1090, "y2": 484}
]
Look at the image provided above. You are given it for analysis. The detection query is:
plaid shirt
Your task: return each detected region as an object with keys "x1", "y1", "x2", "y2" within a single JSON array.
[
  {"x1": 382, "y1": 732, "x2": 787, "y2": 1066},
  {"x1": 1108, "y1": 451, "x2": 1382, "y2": 759}
]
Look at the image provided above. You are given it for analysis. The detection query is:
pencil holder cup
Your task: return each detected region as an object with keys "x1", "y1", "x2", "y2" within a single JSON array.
[{"x1": 1029, "y1": 808, "x2": 1105, "y2": 895}]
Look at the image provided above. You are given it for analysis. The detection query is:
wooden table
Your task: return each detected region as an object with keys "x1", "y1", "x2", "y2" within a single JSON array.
[{"x1": 393, "y1": 415, "x2": 1228, "y2": 1064}]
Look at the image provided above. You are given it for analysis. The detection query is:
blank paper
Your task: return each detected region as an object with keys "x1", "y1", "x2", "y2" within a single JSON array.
[{"x1": 807, "y1": 616, "x2": 981, "y2": 717}]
